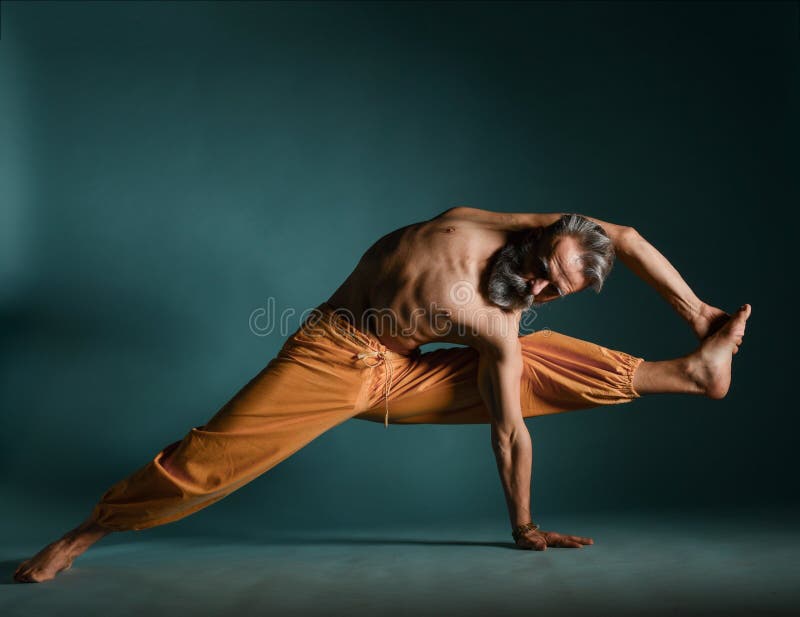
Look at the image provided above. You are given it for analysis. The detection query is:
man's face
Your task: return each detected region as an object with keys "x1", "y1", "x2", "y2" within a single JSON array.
[
  {"x1": 486, "y1": 232, "x2": 591, "y2": 311},
  {"x1": 527, "y1": 235, "x2": 589, "y2": 304}
]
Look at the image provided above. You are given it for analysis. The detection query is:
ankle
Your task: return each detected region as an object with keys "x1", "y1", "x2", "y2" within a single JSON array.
[
  {"x1": 65, "y1": 520, "x2": 111, "y2": 548},
  {"x1": 682, "y1": 354, "x2": 707, "y2": 395}
]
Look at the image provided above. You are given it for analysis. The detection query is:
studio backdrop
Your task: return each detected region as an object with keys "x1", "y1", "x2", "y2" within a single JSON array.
[{"x1": 0, "y1": 1, "x2": 796, "y2": 538}]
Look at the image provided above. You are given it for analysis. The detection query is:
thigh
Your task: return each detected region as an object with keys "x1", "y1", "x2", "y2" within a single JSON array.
[
  {"x1": 354, "y1": 331, "x2": 643, "y2": 425},
  {"x1": 91, "y1": 327, "x2": 374, "y2": 530},
  {"x1": 170, "y1": 337, "x2": 368, "y2": 479},
  {"x1": 353, "y1": 345, "x2": 487, "y2": 424}
]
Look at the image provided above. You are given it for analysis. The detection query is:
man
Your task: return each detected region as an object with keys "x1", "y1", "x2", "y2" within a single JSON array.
[{"x1": 14, "y1": 207, "x2": 750, "y2": 583}]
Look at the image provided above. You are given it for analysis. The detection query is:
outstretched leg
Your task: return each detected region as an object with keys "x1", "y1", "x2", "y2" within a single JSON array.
[
  {"x1": 353, "y1": 305, "x2": 751, "y2": 425},
  {"x1": 14, "y1": 318, "x2": 375, "y2": 583}
]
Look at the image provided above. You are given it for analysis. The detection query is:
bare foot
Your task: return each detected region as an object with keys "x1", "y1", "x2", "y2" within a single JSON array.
[
  {"x1": 13, "y1": 518, "x2": 111, "y2": 583},
  {"x1": 686, "y1": 304, "x2": 751, "y2": 399}
]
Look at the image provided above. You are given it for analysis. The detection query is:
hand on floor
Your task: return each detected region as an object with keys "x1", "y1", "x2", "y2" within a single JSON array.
[{"x1": 514, "y1": 529, "x2": 594, "y2": 551}]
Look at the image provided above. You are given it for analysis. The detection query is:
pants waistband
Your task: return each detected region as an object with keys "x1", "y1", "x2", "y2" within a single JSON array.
[
  {"x1": 312, "y1": 302, "x2": 410, "y2": 357},
  {"x1": 310, "y1": 302, "x2": 412, "y2": 429}
]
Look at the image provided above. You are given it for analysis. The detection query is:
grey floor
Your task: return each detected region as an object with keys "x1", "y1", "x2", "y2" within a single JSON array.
[{"x1": 2, "y1": 505, "x2": 798, "y2": 617}]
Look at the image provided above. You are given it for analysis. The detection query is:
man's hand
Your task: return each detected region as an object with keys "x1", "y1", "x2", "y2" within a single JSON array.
[
  {"x1": 514, "y1": 528, "x2": 594, "y2": 550},
  {"x1": 691, "y1": 303, "x2": 730, "y2": 341}
]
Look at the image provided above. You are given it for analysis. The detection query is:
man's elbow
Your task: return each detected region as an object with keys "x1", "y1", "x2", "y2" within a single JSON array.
[
  {"x1": 619, "y1": 225, "x2": 639, "y2": 241},
  {"x1": 613, "y1": 224, "x2": 641, "y2": 251},
  {"x1": 490, "y1": 420, "x2": 529, "y2": 452}
]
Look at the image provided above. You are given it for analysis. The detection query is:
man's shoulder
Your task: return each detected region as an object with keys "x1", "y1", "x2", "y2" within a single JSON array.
[
  {"x1": 433, "y1": 206, "x2": 536, "y2": 231},
  {"x1": 450, "y1": 303, "x2": 523, "y2": 352},
  {"x1": 433, "y1": 205, "x2": 493, "y2": 221}
]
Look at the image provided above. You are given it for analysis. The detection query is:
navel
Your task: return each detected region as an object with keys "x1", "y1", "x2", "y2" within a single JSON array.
[{"x1": 440, "y1": 226, "x2": 456, "y2": 234}]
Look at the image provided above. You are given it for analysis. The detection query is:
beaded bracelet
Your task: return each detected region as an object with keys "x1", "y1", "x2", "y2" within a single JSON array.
[{"x1": 511, "y1": 521, "x2": 541, "y2": 542}]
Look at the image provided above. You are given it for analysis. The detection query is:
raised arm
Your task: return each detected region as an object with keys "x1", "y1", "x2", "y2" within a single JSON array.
[
  {"x1": 579, "y1": 215, "x2": 728, "y2": 339},
  {"x1": 443, "y1": 207, "x2": 727, "y2": 340},
  {"x1": 517, "y1": 208, "x2": 728, "y2": 339}
]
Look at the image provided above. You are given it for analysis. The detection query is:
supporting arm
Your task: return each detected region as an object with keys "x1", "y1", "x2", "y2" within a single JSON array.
[
  {"x1": 476, "y1": 338, "x2": 533, "y2": 528},
  {"x1": 474, "y1": 335, "x2": 596, "y2": 551}
]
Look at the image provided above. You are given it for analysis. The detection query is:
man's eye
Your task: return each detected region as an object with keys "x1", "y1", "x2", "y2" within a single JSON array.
[{"x1": 537, "y1": 258, "x2": 550, "y2": 278}]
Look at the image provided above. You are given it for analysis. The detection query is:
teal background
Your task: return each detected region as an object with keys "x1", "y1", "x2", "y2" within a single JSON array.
[{"x1": 1, "y1": 0, "x2": 798, "y2": 541}]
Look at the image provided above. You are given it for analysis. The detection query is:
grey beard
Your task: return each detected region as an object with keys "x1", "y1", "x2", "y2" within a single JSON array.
[{"x1": 486, "y1": 242, "x2": 536, "y2": 311}]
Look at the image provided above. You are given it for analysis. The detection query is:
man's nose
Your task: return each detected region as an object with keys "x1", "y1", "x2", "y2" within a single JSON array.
[{"x1": 531, "y1": 279, "x2": 549, "y2": 295}]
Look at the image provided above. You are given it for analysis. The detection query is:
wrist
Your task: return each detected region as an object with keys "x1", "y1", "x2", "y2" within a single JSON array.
[
  {"x1": 511, "y1": 521, "x2": 540, "y2": 542},
  {"x1": 512, "y1": 509, "x2": 533, "y2": 528},
  {"x1": 677, "y1": 296, "x2": 704, "y2": 325}
]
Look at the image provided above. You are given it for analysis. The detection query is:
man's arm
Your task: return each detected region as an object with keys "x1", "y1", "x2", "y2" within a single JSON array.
[
  {"x1": 476, "y1": 338, "x2": 533, "y2": 530},
  {"x1": 478, "y1": 208, "x2": 727, "y2": 340},
  {"x1": 475, "y1": 335, "x2": 595, "y2": 551},
  {"x1": 579, "y1": 215, "x2": 728, "y2": 339}
]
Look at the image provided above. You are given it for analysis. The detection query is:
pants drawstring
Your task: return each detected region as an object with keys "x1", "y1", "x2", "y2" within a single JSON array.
[{"x1": 357, "y1": 350, "x2": 394, "y2": 428}]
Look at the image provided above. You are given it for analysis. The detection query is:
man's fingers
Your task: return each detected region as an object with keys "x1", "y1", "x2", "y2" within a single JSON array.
[
  {"x1": 541, "y1": 532, "x2": 594, "y2": 548},
  {"x1": 548, "y1": 536, "x2": 582, "y2": 548},
  {"x1": 520, "y1": 531, "x2": 593, "y2": 550}
]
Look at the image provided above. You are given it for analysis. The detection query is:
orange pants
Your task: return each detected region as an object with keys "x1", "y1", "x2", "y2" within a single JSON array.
[{"x1": 89, "y1": 303, "x2": 644, "y2": 531}]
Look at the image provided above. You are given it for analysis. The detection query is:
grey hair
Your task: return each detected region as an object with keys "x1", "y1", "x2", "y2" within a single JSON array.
[{"x1": 545, "y1": 214, "x2": 615, "y2": 292}]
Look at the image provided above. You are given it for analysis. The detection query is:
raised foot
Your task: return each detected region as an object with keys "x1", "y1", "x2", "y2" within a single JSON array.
[{"x1": 688, "y1": 304, "x2": 751, "y2": 399}]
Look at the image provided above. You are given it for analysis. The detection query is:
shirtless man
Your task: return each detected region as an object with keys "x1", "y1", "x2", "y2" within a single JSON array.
[{"x1": 14, "y1": 207, "x2": 751, "y2": 583}]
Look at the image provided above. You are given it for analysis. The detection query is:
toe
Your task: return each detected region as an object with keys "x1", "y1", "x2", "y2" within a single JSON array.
[{"x1": 14, "y1": 570, "x2": 32, "y2": 583}]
